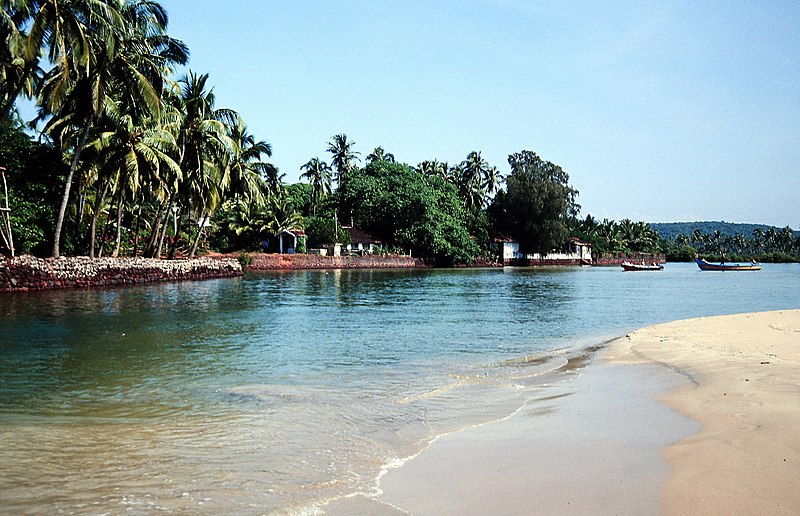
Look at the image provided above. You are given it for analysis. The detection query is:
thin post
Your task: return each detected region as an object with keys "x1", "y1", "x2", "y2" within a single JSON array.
[{"x1": 0, "y1": 167, "x2": 14, "y2": 257}]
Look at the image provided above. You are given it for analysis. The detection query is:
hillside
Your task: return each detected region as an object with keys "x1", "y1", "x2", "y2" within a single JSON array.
[{"x1": 650, "y1": 221, "x2": 797, "y2": 241}]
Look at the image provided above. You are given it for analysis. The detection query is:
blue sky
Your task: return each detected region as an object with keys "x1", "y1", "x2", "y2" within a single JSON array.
[{"x1": 161, "y1": 0, "x2": 799, "y2": 226}]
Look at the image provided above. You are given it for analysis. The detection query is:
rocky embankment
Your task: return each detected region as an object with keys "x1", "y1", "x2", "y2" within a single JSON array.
[{"x1": 0, "y1": 255, "x2": 242, "y2": 292}]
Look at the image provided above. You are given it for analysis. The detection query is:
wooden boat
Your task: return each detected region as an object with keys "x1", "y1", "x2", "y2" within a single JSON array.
[
  {"x1": 695, "y1": 257, "x2": 761, "y2": 271},
  {"x1": 621, "y1": 261, "x2": 664, "y2": 271}
]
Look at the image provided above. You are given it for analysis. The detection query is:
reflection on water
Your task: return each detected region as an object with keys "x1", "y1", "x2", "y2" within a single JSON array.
[{"x1": 1, "y1": 264, "x2": 799, "y2": 512}]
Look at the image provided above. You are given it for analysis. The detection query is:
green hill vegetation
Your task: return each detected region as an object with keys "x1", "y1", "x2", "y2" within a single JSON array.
[{"x1": 650, "y1": 222, "x2": 798, "y2": 242}]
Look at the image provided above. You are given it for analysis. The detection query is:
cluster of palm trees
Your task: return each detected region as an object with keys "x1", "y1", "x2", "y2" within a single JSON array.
[
  {"x1": 300, "y1": 134, "x2": 502, "y2": 221},
  {"x1": 575, "y1": 216, "x2": 662, "y2": 255},
  {"x1": 2, "y1": 0, "x2": 279, "y2": 258},
  {"x1": 677, "y1": 227, "x2": 799, "y2": 258},
  {"x1": 415, "y1": 151, "x2": 501, "y2": 213}
]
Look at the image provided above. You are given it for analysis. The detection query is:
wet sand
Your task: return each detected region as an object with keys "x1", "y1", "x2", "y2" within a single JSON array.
[
  {"x1": 327, "y1": 359, "x2": 695, "y2": 514},
  {"x1": 606, "y1": 309, "x2": 800, "y2": 515},
  {"x1": 326, "y1": 309, "x2": 800, "y2": 515}
]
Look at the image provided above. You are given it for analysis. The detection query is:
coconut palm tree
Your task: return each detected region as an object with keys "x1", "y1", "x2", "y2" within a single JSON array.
[
  {"x1": 264, "y1": 194, "x2": 303, "y2": 253},
  {"x1": 0, "y1": 1, "x2": 41, "y2": 122},
  {"x1": 458, "y1": 151, "x2": 491, "y2": 212},
  {"x1": 87, "y1": 103, "x2": 181, "y2": 257},
  {"x1": 300, "y1": 157, "x2": 332, "y2": 215},
  {"x1": 223, "y1": 121, "x2": 272, "y2": 203},
  {"x1": 36, "y1": 0, "x2": 186, "y2": 258},
  {"x1": 28, "y1": 0, "x2": 127, "y2": 257},
  {"x1": 185, "y1": 120, "x2": 272, "y2": 258},
  {"x1": 163, "y1": 71, "x2": 236, "y2": 258},
  {"x1": 366, "y1": 146, "x2": 395, "y2": 164},
  {"x1": 326, "y1": 133, "x2": 360, "y2": 185}
]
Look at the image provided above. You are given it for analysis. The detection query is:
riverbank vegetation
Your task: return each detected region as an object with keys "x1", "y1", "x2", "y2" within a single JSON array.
[{"x1": 2, "y1": 1, "x2": 798, "y2": 265}]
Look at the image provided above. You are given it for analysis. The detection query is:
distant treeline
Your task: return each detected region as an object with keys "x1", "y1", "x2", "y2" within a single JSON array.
[
  {"x1": 650, "y1": 222, "x2": 800, "y2": 242},
  {"x1": 652, "y1": 222, "x2": 800, "y2": 263}
]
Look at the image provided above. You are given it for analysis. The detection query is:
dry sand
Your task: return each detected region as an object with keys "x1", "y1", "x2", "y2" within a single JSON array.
[
  {"x1": 325, "y1": 309, "x2": 800, "y2": 515},
  {"x1": 606, "y1": 309, "x2": 800, "y2": 515}
]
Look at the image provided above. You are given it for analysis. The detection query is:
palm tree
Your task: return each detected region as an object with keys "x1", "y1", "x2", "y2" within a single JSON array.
[
  {"x1": 752, "y1": 228, "x2": 765, "y2": 254},
  {"x1": 264, "y1": 194, "x2": 303, "y2": 253},
  {"x1": 458, "y1": 151, "x2": 490, "y2": 212},
  {"x1": 0, "y1": 1, "x2": 41, "y2": 122},
  {"x1": 224, "y1": 121, "x2": 272, "y2": 203},
  {"x1": 482, "y1": 165, "x2": 502, "y2": 198},
  {"x1": 27, "y1": 0, "x2": 126, "y2": 257},
  {"x1": 300, "y1": 157, "x2": 332, "y2": 215},
  {"x1": 76, "y1": 0, "x2": 187, "y2": 257},
  {"x1": 185, "y1": 120, "x2": 272, "y2": 258},
  {"x1": 366, "y1": 146, "x2": 395, "y2": 164},
  {"x1": 164, "y1": 71, "x2": 236, "y2": 258},
  {"x1": 87, "y1": 105, "x2": 181, "y2": 257},
  {"x1": 765, "y1": 227, "x2": 777, "y2": 253},
  {"x1": 35, "y1": 0, "x2": 185, "y2": 258},
  {"x1": 326, "y1": 133, "x2": 360, "y2": 185}
]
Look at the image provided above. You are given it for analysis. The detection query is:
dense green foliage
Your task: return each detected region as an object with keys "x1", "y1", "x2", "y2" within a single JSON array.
[
  {"x1": 1, "y1": 0, "x2": 279, "y2": 259},
  {"x1": 489, "y1": 151, "x2": 579, "y2": 256},
  {"x1": 572, "y1": 216, "x2": 662, "y2": 256},
  {"x1": 337, "y1": 160, "x2": 479, "y2": 265},
  {"x1": 0, "y1": 123, "x2": 64, "y2": 254}
]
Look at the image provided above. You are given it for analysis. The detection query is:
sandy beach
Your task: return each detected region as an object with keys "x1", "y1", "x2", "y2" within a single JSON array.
[
  {"x1": 606, "y1": 309, "x2": 800, "y2": 515},
  {"x1": 325, "y1": 309, "x2": 800, "y2": 515}
]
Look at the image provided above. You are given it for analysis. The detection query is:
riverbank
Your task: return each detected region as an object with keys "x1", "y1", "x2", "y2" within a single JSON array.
[
  {"x1": 326, "y1": 309, "x2": 800, "y2": 515},
  {"x1": 0, "y1": 255, "x2": 242, "y2": 292}
]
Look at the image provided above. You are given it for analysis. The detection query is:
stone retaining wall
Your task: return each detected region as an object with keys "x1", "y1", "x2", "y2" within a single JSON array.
[
  {"x1": 247, "y1": 253, "x2": 425, "y2": 270},
  {"x1": 0, "y1": 255, "x2": 243, "y2": 292}
]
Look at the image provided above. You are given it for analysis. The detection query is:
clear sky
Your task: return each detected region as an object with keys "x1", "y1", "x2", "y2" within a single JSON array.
[{"x1": 161, "y1": 0, "x2": 799, "y2": 227}]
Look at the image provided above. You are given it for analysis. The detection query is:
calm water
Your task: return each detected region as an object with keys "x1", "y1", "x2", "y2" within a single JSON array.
[{"x1": 1, "y1": 263, "x2": 799, "y2": 514}]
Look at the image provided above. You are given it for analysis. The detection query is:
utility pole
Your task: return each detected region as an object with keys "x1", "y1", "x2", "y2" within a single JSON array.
[{"x1": 0, "y1": 167, "x2": 15, "y2": 257}]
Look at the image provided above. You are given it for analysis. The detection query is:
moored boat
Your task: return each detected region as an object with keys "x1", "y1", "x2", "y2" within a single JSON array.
[
  {"x1": 621, "y1": 261, "x2": 664, "y2": 271},
  {"x1": 695, "y1": 257, "x2": 761, "y2": 271}
]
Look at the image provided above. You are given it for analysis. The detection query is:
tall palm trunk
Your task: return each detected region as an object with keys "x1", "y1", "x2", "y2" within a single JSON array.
[
  {"x1": 111, "y1": 190, "x2": 126, "y2": 257},
  {"x1": 144, "y1": 198, "x2": 166, "y2": 257},
  {"x1": 131, "y1": 194, "x2": 144, "y2": 257},
  {"x1": 52, "y1": 118, "x2": 92, "y2": 258},
  {"x1": 88, "y1": 176, "x2": 111, "y2": 258},
  {"x1": 156, "y1": 195, "x2": 176, "y2": 258},
  {"x1": 189, "y1": 199, "x2": 208, "y2": 259}
]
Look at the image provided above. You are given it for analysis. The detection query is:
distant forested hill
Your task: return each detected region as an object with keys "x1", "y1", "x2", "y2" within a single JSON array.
[{"x1": 650, "y1": 221, "x2": 797, "y2": 241}]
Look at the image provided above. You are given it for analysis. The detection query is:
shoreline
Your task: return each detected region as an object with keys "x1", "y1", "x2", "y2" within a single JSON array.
[
  {"x1": 325, "y1": 309, "x2": 800, "y2": 515},
  {"x1": 606, "y1": 309, "x2": 800, "y2": 515}
]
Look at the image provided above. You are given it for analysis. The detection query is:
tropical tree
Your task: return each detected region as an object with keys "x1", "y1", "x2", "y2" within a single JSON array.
[
  {"x1": 28, "y1": 0, "x2": 128, "y2": 257},
  {"x1": 163, "y1": 71, "x2": 236, "y2": 258},
  {"x1": 366, "y1": 146, "x2": 395, "y2": 164},
  {"x1": 299, "y1": 157, "x2": 332, "y2": 215},
  {"x1": 338, "y1": 160, "x2": 478, "y2": 265},
  {"x1": 0, "y1": 1, "x2": 41, "y2": 123},
  {"x1": 492, "y1": 150, "x2": 580, "y2": 256},
  {"x1": 416, "y1": 159, "x2": 451, "y2": 182},
  {"x1": 457, "y1": 151, "x2": 491, "y2": 212},
  {"x1": 326, "y1": 133, "x2": 360, "y2": 185},
  {"x1": 86, "y1": 104, "x2": 180, "y2": 257}
]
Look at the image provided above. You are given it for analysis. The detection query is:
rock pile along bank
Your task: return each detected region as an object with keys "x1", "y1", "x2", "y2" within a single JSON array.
[{"x1": 1, "y1": 255, "x2": 243, "y2": 292}]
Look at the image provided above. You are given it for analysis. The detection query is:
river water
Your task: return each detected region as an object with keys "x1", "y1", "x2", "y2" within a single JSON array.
[{"x1": 1, "y1": 263, "x2": 799, "y2": 514}]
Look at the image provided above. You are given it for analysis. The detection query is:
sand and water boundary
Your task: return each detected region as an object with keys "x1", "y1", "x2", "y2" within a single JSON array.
[{"x1": 326, "y1": 309, "x2": 800, "y2": 515}]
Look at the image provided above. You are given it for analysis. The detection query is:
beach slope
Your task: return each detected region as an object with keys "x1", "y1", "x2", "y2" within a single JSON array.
[{"x1": 607, "y1": 309, "x2": 800, "y2": 515}]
